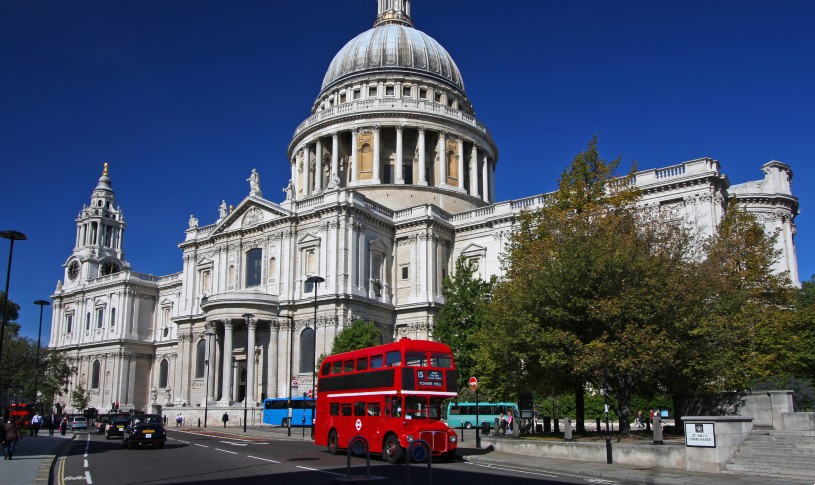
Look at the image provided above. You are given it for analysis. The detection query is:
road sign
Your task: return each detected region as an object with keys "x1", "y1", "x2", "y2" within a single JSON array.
[
  {"x1": 291, "y1": 376, "x2": 299, "y2": 388},
  {"x1": 307, "y1": 389, "x2": 313, "y2": 398},
  {"x1": 469, "y1": 376, "x2": 478, "y2": 391}
]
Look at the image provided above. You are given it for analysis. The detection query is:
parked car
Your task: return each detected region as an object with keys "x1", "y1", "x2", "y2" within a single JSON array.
[
  {"x1": 123, "y1": 414, "x2": 166, "y2": 449},
  {"x1": 105, "y1": 418, "x2": 130, "y2": 439},
  {"x1": 69, "y1": 417, "x2": 88, "y2": 430}
]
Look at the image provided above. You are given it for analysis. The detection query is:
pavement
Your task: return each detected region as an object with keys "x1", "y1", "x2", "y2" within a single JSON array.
[
  {"x1": 4, "y1": 425, "x2": 808, "y2": 485},
  {"x1": 0, "y1": 430, "x2": 74, "y2": 485}
]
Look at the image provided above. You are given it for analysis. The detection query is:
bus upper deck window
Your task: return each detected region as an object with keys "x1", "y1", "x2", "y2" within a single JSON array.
[
  {"x1": 344, "y1": 360, "x2": 354, "y2": 372},
  {"x1": 386, "y1": 351, "x2": 401, "y2": 367},
  {"x1": 332, "y1": 360, "x2": 342, "y2": 374},
  {"x1": 430, "y1": 353, "x2": 452, "y2": 368},
  {"x1": 356, "y1": 357, "x2": 368, "y2": 371},
  {"x1": 321, "y1": 362, "x2": 331, "y2": 376},
  {"x1": 371, "y1": 355, "x2": 383, "y2": 368},
  {"x1": 405, "y1": 352, "x2": 427, "y2": 366}
]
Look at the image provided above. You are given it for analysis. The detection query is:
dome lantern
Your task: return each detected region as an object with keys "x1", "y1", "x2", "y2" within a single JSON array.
[{"x1": 375, "y1": 0, "x2": 413, "y2": 27}]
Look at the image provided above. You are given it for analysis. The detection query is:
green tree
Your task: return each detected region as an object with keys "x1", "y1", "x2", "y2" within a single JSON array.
[
  {"x1": 434, "y1": 256, "x2": 495, "y2": 392},
  {"x1": 70, "y1": 382, "x2": 91, "y2": 411},
  {"x1": 479, "y1": 137, "x2": 700, "y2": 434},
  {"x1": 317, "y1": 319, "x2": 383, "y2": 368}
]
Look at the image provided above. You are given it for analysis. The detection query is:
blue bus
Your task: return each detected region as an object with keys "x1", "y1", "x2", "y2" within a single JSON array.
[
  {"x1": 262, "y1": 397, "x2": 315, "y2": 427},
  {"x1": 446, "y1": 402, "x2": 518, "y2": 429}
]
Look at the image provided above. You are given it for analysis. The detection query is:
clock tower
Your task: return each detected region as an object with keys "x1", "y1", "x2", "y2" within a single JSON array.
[{"x1": 63, "y1": 163, "x2": 130, "y2": 287}]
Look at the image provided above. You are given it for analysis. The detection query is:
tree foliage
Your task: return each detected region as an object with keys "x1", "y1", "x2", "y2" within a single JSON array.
[
  {"x1": 476, "y1": 137, "x2": 800, "y2": 434},
  {"x1": 318, "y1": 318, "x2": 383, "y2": 368},
  {"x1": 70, "y1": 382, "x2": 91, "y2": 411},
  {"x1": 434, "y1": 256, "x2": 495, "y2": 393}
]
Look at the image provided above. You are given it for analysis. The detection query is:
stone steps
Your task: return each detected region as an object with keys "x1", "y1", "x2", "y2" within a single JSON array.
[{"x1": 726, "y1": 431, "x2": 815, "y2": 480}]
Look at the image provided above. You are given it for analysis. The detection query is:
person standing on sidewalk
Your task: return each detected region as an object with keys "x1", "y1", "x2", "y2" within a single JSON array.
[
  {"x1": 45, "y1": 414, "x2": 55, "y2": 436},
  {"x1": 222, "y1": 412, "x2": 229, "y2": 428},
  {"x1": 3, "y1": 418, "x2": 23, "y2": 460}
]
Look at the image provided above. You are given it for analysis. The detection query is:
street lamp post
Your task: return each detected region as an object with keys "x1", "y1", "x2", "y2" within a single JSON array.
[
  {"x1": 201, "y1": 296, "x2": 210, "y2": 428},
  {"x1": 0, "y1": 230, "x2": 27, "y2": 371},
  {"x1": 33, "y1": 300, "x2": 51, "y2": 414},
  {"x1": 241, "y1": 313, "x2": 254, "y2": 433},
  {"x1": 276, "y1": 301, "x2": 296, "y2": 437},
  {"x1": 600, "y1": 388, "x2": 612, "y2": 464},
  {"x1": 305, "y1": 275, "x2": 324, "y2": 440}
]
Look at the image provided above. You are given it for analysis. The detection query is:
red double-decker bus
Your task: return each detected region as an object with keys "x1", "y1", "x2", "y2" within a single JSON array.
[
  {"x1": 315, "y1": 338, "x2": 458, "y2": 463},
  {"x1": 9, "y1": 401, "x2": 35, "y2": 427}
]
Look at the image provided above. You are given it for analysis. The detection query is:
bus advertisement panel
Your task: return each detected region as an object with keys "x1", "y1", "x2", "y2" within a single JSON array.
[
  {"x1": 446, "y1": 402, "x2": 519, "y2": 429},
  {"x1": 262, "y1": 397, "x2": 315, "y2": 427},
  {"x1": 315, "y1": 338, "x2": 458, "y2": 463}
]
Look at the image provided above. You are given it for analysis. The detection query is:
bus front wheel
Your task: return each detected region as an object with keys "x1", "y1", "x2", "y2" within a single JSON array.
[
  {"x1": 328, "y1": 430, "x2": 340, "y2": 455},
  {"x1": 383, "y1": 435, "x2": 404, "y2": 464}
]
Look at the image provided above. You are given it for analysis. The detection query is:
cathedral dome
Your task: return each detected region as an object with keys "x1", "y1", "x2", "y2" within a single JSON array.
[{"x1": 321, "y1": 24, "x2": 465, "y2": 94}]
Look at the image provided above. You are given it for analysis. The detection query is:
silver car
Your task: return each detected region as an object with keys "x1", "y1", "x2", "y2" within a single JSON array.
[{"x1": 68, "y1": 417, "x2": 88, "y2": 430}]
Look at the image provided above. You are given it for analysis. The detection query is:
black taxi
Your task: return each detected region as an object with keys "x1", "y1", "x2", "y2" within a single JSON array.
[{"x1": 122, "y1": 414, "x2": 166, "y2": 449}]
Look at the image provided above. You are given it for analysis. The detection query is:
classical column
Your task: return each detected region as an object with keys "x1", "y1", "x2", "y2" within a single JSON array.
[
  {"x1": 303, "y1": 146, "x2": 311, "y2": 197},
  {"x1": 457, "y1": 138, "x2": 465, "y2": 189},
  {"x1": 219, "y1": 320, "x2": 234, "y2": 404},
  {"x1": 395, "y1": 125, "x2": 404, "y2": 184},
  {"x1": 372, "y1": 126, "x2": 381, "y2": 183},
  {"x1": 439, "y1": 132, "x2": 447, "y2": 186},
  {"x1": 206, "y1": 322, "x2": 216, "y2": 402},
  {"x1": 350, "y1": 129, "x2": 359, "y2": 183},
  {"x1": 245, "y1": 318, "x2": 257, "y2": 405},
  {"x1": 290, "y1": 158, "x2": 298, "y2": 199},
  {"x1": 329, "y1": 132, "x2": 339, "y2": 189},
  {"x1": 314, "y1": 138, "x2": 323, "y2": 192},
  {"x1": 482, "y1": 155, "x2": 490, "y2": 203},
  {"x1": 489, "y1": 159, "x2": 496, "y2": 202},
  {"x1": 470, "y1": 144, "x2": 479, "y2": 196},
  {"x1": 418, "y1": 128, "x2": 427, "y2": 186}
]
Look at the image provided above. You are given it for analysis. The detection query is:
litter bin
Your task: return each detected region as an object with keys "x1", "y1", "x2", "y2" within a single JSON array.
[{"x1": 481, "y1": 421, "x2": 490, "y2": 434}]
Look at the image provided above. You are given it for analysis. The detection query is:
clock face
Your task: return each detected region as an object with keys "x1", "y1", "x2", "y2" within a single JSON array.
[
  {"x1": 101, "y1": 261, "x2": 120, "y2": 276},
  {"x1": 68, "y1": 261, "x2": 80, "y2": 281}
]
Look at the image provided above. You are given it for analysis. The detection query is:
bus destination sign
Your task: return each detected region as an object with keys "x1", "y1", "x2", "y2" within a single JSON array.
[{"x1": 416, "y1": 370, "x2": 444, "y2": 388}]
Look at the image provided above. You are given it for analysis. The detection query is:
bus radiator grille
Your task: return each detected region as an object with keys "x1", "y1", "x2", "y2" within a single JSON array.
[{"x1": 419, "y1": 431, "x2": 448, "y2": 453}]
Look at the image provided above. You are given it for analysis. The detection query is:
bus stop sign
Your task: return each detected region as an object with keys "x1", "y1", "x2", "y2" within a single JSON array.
[{"x1": 469, "y1": 376, "x2": 478, "y2": 391}]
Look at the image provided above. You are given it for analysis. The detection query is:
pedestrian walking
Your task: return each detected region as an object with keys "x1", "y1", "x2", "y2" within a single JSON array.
[
  {"x1": 3, "y1": 418, "x2": 23, "y2": 460},
  {"x1": 30, "y1": 412, "x2": 43, "y2": 436},
  {"x1": 46, "y1": 414, "x2": 55, "y2": 436},
  {"x1": 60, "y1": 417, "x2": 68, "y2": 436},
  {"x1": 222, "y1": 412, "x2": 229, "y2": 428}
]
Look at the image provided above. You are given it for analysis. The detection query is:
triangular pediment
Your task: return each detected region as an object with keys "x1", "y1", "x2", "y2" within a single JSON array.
[
  {"x1": 210, "y1": 197, "x2": 291, "y2": 237},
  {"x1": 460, "y1": 243, "x2": 487, "y2": 256}
]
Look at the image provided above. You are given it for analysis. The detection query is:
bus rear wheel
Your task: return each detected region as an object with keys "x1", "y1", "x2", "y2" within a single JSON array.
[
  {"x1": 328, "y1": 430, "x2": 340, "y2": 455},
  {"x1": 383, "y1": 435, "x2": 404, "y2": 464},
  {"x1": 282, "y1": 418, "x2": 289, "y2": 427},
  {"x1": 463, "y1": 422, "x2": 473, "y2": 429}
]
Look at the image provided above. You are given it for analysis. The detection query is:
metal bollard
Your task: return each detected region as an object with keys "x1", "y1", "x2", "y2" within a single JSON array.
[
  {"x1": 564, "y1": 417, "x2": 573, "y2": 441},
  {"x1": 653, "y1": 415, "x2": 663, "y2": 444},
  {"x1": 596, "y1": 417, "x2": 601, "y2": 432},
  {"x1": 198, "y1": 417, "x2": 201, "y2": 427},
  {"x1": 406, "y1": 440, "x2": 432, "y2": 485}
]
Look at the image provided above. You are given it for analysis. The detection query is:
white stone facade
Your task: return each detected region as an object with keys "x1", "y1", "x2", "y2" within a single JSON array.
[{"x1": 48, "y1": 1, "x2": 799, "y2": 418}]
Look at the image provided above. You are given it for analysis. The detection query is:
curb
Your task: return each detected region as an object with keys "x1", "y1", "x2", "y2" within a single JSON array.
[{"x1": 38, "y1": 435, "x2": 76, "y2": 485}]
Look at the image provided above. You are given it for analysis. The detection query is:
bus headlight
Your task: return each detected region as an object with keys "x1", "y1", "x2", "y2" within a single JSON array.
[
  {"x1": 406, "y1": 434, "x2": 415, "y2": 442},
  {"x1": 449, "y1": 435, "x2": 457, "y2": 443}
]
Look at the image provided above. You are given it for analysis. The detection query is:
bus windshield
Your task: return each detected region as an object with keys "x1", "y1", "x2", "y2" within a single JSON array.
[{"x1": 400, "y1": 396, "x2": 444, "y2": 419}]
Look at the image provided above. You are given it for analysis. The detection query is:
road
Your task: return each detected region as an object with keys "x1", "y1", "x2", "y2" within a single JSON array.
[{"x1": 56, "y1": 428, "x2": 615, "y2": 485}]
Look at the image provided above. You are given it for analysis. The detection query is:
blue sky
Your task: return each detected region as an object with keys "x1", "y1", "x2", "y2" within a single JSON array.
[{"x1": 2, "y1": 0, "x2": 813, "y2": 342}]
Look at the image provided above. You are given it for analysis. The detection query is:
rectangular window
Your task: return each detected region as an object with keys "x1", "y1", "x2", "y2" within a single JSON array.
[
  {"x1": 245, "y1": 248, "x2": 262, "y2": 287},
  {"x1": 405, "y1": 352, "x2": 427, "y2": 367},
  {"x1": 367, "y1": 403, "x2": 380, "y2": 417},
  {"x1": 354, "y1": 402, "x2": 366, "y2": 417},
  {"x1": 96, "y1": 308, "x2": 104, "y2": 329},
  {"x1": 402, "y1": 85, "x2": 411, "y2": 97},
  {"x1": 420, "y1": 88, "x2": 428, "y2": 99},
  {"x1": 321, "y1": 363, "x2": 331, "y2": 376},
  {"x1": 368, "y1": 86, "x2": 377, "y2": 97},
  {"x1": 434, "y1": 92, "x2": 442, "y2": 103},
  {"x1": 385, "y1": 351, "x2": 401, "y2": 367},
  {"x1": 65, "y1": 314, "x2": 73, "y2": 334},
  {"x1": 332, "y1": 361, "x2": 342, "y2": 375},
  {"x1": 430, "y1": 353, "x2": 453, "y2": 368},
  {"x1": 370, "y1": 355, "x2": 383, "y2": 369},
  {"x1": 385, "y1": 85, "x2": 395, "y2": 96},
  {"x1": 341, "y1": 403, "x2": 352, "y2": 416},
  {"x1": 353, "y1": 89, "x2": 361, "y2": 100},
  {"x1": 344, "y1": 360, "x2": 354, "y2": 373},
  {"x1": 340, "y1": 92, "x2": 347, "y2": 104},
  {"x1": 401, "y1": 266, "x2": 409, "y2": 280},
  {"x1": 330, "y1": 403, "x2": 340, "y2": 416},
  {"x1": 356, "y1": 357, "x2": 368, "y2": 371}
]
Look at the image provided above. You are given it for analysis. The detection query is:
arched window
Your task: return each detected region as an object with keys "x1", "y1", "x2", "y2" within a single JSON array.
[
  {"x1": 159, "y1": 359, "x2": 169, "y2": 388},
  {"x1": 195, "y1": 340, "x2": 206, "y2": 379},
  {"x1": 91, "y1": 360, "x2": 101, "y2": 389},
  {"x1": 228, "y1": 265, "x2": 236, "y2": 287},
  {"x1": 299, "y1": 327, "x2": 315, "y2": 372},
  {"x1": 269, "y1": 257, "x2": 277, "y2": 282},
  {"x1": 245, "y1": 248, "x2": 262, "y2": 287},
  {"x1": 359, "y1": 143, "x2": 373, "y2": 178}
]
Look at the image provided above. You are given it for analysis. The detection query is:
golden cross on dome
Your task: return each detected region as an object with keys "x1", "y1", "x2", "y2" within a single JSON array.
[{"x1": 103, "y1": 162, "x2": 109, "y2": 176}]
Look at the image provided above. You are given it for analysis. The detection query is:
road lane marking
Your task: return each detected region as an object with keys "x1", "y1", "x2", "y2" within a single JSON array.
[
  {"x1": 195, "y1": 444, "x2": 209, "y2": 448},
  {"x1": 84, "y1": 459, "x2": 89, "y2": 468},
  {"x1": 221, "y1": 441, "x2": 248, "y2": 446},
  {"x1": 295, "y1": 466, "x2": 345, "y2": 477},
  {"x1": 247, "y1": 455, "x2": 280, "y2": 463},
  {"x1": 214, "y1": 448, "x2": 238, "y2": 454},
  {"x1": 85, "y1": 471, "x2": 93, "y2": 484},
  {"x1": 469, "y1": 462, "x2": 559, "y2": 478}
]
